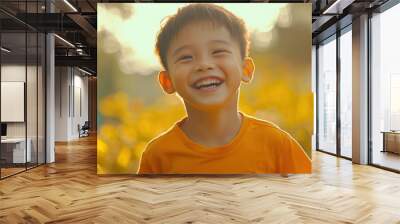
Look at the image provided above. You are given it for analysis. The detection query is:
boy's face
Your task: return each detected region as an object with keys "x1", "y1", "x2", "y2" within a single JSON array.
[{"x1": 159, "y1": 21, "x2": 254, "y2": 110}]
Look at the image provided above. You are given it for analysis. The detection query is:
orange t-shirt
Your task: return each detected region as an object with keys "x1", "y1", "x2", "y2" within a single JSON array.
[{"x1": 138, "y1": 114, "x2": 311, "y2": 174}]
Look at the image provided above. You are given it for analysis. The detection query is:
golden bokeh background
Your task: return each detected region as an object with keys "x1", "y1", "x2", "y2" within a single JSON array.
[{"x1": 97, "y1": 3, "x2": 312, "y2": 174}]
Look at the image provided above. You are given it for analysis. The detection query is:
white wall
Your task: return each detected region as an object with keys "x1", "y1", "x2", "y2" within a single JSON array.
[
  {"x1": 1, "y1": 65, "x2": 36, "y2": 138},
  {"x1": 55, "y1": 67, "x2": 69, "y2": 141},
  {"x1": 1, "y1": 65, "x2": 26, "y2": 130},
  {"x1": 1, "y1": 65, "x2": 26, "y2": 81},
  {"x1": 55, "y1": 67, "x2": 89, "y2": 141},
  {"x1": 73, "y1": 73, "x2": 89, "y2": 138},
  {"x1": 1, "y1": 63, "x2": 46, "y2": 164}
]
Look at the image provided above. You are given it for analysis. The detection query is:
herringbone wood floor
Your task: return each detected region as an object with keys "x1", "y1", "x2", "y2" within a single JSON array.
[{"x1": 1, "y1": 135, "x2": 400, "y2": 224}]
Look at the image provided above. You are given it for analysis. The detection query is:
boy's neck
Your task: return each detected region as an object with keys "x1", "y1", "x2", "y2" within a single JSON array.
[{"x1": 181, "y1": 98, "x2": 242, "y2": 148}]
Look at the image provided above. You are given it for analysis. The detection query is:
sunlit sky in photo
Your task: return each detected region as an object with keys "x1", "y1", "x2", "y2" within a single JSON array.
[{"x1": 98, "y1": 3, "x2": 288, "y2": 75}]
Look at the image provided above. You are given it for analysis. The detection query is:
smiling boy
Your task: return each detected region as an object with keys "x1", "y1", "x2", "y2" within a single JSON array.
[{"x1": 137, "y1": 3, "x2": 311, "y2": 174}]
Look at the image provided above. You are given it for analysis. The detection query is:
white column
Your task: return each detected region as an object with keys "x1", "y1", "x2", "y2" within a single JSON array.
[
  {"x1": 352, "y1": 14, "x2": 369, "y2": 164},
  {"x1": 46, "y1": 33, "x2": 55, "y2": 163},
  {"x1": 45, "y1": 1, "x2": 55, "y2": 163}
]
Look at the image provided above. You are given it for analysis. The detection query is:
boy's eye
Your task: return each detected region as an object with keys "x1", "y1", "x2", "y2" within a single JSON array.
[
  {"x1": 176, "y1": 55, "x2": 193, "y2": 63},
  {"x1": 212, "y1": 49, "x2": 230, "y2": 55}
]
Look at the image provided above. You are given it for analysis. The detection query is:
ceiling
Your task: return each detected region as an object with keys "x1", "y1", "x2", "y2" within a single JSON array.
[{"x1": 0, "y1": 0, "x2": 392, "y2": 75}]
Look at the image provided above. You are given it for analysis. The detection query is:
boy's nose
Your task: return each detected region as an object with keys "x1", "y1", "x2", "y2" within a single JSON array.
[{"x1": 195, "y1": 56, "x2": 214, "y2": 72}]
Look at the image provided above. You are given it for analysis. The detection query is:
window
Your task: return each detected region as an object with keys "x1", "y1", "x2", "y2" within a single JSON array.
[
  {"x1": 371, "y1": 2, "x2": 400, "y2": 171},
  {"x1": 0, "y1": 1, "x2": 47, "y2": 179},
  {"x1": 339, "y1": 28, "x2": 352, "y2": 158},
  {"x1": 317, "y1": 36, "x2": 337, "y2": 154}
]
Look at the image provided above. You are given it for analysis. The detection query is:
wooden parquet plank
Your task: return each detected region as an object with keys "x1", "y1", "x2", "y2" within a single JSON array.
[{"x1": 1, "y1": 135, "x2": 400, "y2": 223}]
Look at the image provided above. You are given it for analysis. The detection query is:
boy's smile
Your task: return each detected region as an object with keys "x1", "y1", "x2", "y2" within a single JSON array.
[
  {"x1": 159, "y1": 21, "x2": 254, "y2": 110},
  {"x1": 191, "y1": 76, "x2": 224, "y2": 92}
]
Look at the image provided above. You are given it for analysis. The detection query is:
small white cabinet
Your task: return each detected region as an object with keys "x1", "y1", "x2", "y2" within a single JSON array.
[{"x1": 1, "y1": 138, "x2": 32, "y2": 163}]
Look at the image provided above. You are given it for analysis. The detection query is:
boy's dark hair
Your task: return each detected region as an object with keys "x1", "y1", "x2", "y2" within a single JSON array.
[{"x1": 155, "y1": 3, "x2": 249, "y2": 70}]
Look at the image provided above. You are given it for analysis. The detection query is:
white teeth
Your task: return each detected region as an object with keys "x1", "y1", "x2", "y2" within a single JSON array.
[{"x1": 194, "y1": 78, "x2": 222, "y2": 89}]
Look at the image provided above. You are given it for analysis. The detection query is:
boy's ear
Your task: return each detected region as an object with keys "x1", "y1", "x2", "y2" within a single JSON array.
[
  {"x1": 242, "y1": 57, "x2": 255, "y2": 83},
  {"x1": 158, "y1": 71, "x2": 175, "y2": 94}
]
